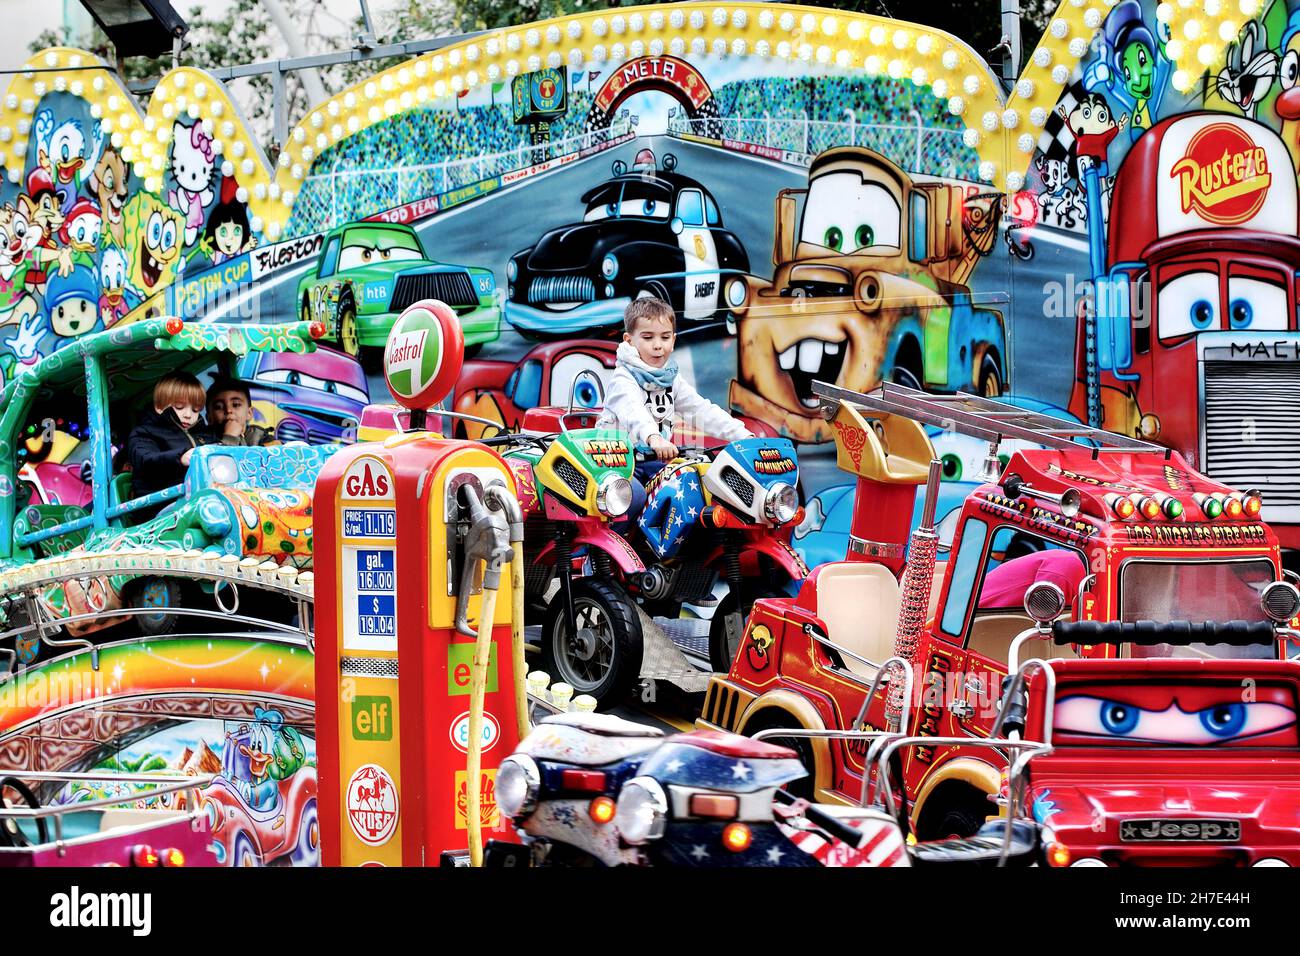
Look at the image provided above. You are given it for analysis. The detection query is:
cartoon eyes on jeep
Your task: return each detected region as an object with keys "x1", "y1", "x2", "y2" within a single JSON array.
[{"x1": 1056, "y1": 695, "x2": 1296, "y2": 744}]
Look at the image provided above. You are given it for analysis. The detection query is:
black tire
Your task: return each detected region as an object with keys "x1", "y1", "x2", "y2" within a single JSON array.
[
  {"x1": 707, "y1": 586, "x2": 784, "y2": 674},
  {"x1": 977, "y1": 350, "x2": 1003, "y2": 397},
  {"x1": 127, "y1": 577, "x2": 185, "y2": 637},
  {"x1": 540, "y1": 577, "x2": 642, "y2": 705},
  {"x1": 335, "y1": 300, "x2": 360, "y2": 357},
  {"x1": 637, "y1": 281, "x2": 672, "y2": 305},
  {"x1": 917, "y1": 789, "x2": 991, "y2": 841},
  {"x1": 890, "y1": 338, "x2": 924, "y2": 391}
]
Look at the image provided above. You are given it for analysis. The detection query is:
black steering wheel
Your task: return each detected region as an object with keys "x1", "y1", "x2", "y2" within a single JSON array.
[{"x1": 0, "y1": 776, "x2": 47, "y2": 848}]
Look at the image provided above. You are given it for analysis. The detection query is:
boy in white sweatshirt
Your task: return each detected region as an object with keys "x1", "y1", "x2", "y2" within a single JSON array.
[{"x1": 595, "y1": 298, "x2": 752, "y2": 519}]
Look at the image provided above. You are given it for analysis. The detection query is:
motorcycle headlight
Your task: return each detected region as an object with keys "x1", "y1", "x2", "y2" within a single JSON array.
[
  {"x1": 207, "y1": 454, "x2": 239, "y2": 486},
  {"x1": 506, "y1": 258, "x2": 518, "y2": 282},
  {"x1": 596, "y1": 475, "x2": 633, "y2": 518},
  {"x1": 726, "y1": 277, "x2": 747, "y2": 308},
  {"x1": 601, "y1": 253, "x2": 619, "y2": 279},
  {"x1": 763, "y1": 482, "x2": 799, "y2": 525},
  {"x1": 496, "y1": 755, "x2": 540, "y2": 819},
  {"x1": 615, "y1": 776, "x2": 668, "y2": 845}
]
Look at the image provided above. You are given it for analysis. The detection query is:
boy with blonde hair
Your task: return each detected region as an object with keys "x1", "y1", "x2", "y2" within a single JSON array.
[{"x1": 126, "y1": 370, "x2": 208, "y2": 500}]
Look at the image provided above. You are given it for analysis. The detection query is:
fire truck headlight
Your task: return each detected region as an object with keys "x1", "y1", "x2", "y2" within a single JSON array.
[
  {"x1": 615, "y1": 776, "x2": 668, "y2": 845},
  {"x1": 497, "y1": 756, "x2": 541, "y2": 819},
  {"x1": 596, "y1": 475, "x2": 633, "y2": 518},
  {"x1": 764, "y1": 483, "x2": 799, "y2": 525},
  {"x1": 1261, "y1": 581, "x2": 1300, "y2": 625}
]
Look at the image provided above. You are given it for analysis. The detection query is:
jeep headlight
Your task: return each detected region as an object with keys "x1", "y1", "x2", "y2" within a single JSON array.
[
  {"x1": 763, "y1": 482, "x2": 799, "y2": 525},
  {"x1": 208, "y1": 454, "x2": 239, "y2": 486},
  {"x1": 596, "y1": 475, "x2": 633, "y2": 518},
  {"x1": 601, "y1": 253, "x2": 619, "y2": 280},
  {"x1": 615, "y1": 776, "x2": 668, "y2": 845},
  {"x1": 496, "y1": 755, "x2": 540, "y2": 819},
  {"x1": 726, "y1": 277, "x2": 747, "y2": 308}
]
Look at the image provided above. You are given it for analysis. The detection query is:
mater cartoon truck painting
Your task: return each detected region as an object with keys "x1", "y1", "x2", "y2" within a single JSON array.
[{"x1": 726, "y1": 147, "x2": 1007, "y2": 443}]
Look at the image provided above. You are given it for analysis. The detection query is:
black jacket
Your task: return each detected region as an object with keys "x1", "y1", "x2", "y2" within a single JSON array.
[{"x1": 126, "y1": 409, "x2": 202, "y2": 499}]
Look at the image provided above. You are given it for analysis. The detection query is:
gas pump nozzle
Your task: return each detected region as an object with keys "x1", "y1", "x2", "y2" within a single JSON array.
[{"x1": 454, "y1": 484, "x2": 514, "y2": 637}]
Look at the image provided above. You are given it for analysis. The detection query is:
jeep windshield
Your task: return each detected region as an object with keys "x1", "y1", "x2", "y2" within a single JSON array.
[
  {"x1": 337, "y1": 226, "x2": 424, "y2": 269},
  {"x1": 582, "y1": 180, "x2": 672, "y2": 221},
  {"x1": 1119, "y1": 558, "x2": 1279, "y2": 660}
]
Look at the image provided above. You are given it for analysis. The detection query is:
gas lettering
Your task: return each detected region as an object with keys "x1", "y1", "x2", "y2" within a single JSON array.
[{"x1": 344, "y1": 462, "x2": 392, "y2": 498}]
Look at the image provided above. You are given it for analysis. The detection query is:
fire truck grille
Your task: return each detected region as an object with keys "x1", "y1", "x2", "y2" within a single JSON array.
[
  {"x1": 1203, "y1": 359, "x2": 1300, "y2": 518},
  {"x1": 391, "y1": 271, "x2": 479, "y2": 312},
  {"x1": 527, "y1": 275, "x2": 596, "y2": 305},
  {"x1": 553, "y1": 458, "x2": 589, "y2": 500},
  {"x1": 720, "y1": 467, "x2": 755, "y2": 507}
]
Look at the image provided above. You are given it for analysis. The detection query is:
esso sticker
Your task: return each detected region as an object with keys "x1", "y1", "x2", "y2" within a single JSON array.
[
  {"x1": 346, "y1": 763, "x2": 400, "y2": 846},
  {"x1": 342, "y1": 457, "x2": 393, "y2": 500},
  {"x1": 450, "y1": 711, "x2": 500, "y2": 754}
]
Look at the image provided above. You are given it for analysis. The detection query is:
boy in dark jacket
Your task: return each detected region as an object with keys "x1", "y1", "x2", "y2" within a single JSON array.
[{"x1": 127, "y1": 371, "x2": 207, "y2": 500}]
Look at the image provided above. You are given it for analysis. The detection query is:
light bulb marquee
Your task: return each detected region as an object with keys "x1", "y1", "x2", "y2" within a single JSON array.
[{"x1": 0, "y1": 1, "x2": 1253, "y2": 234}]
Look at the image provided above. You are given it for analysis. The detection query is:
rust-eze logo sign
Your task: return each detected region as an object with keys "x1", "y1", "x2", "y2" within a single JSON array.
[{"x1": 1170, "y1": 123, "x2": 1271, "y2": 226}]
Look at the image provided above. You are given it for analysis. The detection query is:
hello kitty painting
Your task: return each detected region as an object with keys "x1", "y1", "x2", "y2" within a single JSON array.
[{"x1": 167, "y1": 120, "x2": 216, "y2": 248}]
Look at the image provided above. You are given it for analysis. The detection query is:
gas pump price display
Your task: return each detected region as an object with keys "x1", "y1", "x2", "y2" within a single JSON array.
[{"x1": 339, "y1": 458, "x2": 400, "y2": 653}]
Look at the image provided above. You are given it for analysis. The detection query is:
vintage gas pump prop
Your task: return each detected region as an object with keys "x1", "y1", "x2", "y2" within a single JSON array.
[{"x1": 314, "y1": 300, "x2": 528, "y2": 867}]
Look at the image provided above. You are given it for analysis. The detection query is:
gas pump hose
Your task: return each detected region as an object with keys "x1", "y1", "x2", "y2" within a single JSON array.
[
  {"x1": 484, "y1": 484, "x2": 529, "y2": 742},
  {"x1": 462, "y1": 483, "x2": 526, "y2": 867}
]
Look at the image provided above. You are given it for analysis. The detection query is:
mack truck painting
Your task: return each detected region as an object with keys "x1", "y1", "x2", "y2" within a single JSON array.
[
  {"x1": 1069, "y1": 112, "x2": 1300, "y2": 557},
  {"x1": 727, "y1": 147, "x2": 1007, "y2": 444}
]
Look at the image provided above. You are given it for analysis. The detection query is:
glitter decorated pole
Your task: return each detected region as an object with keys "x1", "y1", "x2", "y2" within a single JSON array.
[{"x1": 887, "y1": 458, "x2": 943, "y2": 727}]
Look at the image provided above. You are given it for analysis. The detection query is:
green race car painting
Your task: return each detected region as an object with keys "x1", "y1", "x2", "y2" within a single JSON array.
[{"x1": 296, "y1": 222, "x2": 500, "y2": 361}]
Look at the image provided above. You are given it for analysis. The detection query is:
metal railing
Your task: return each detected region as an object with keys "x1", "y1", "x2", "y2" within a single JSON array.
[
  {"x1": 667, "y1": 111, "x2": 973, "y2": 178},
  {"x1": 295, "y1": 117, "x2": 634, "y2": 231}
]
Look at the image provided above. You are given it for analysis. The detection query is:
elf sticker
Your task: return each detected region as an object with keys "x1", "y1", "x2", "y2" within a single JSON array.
[{"x1": 346, "y1": 764, "x2": 399, "y2": 846}]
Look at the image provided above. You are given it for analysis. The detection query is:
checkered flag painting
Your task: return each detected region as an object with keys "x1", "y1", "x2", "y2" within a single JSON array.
[{"x1": 1037, "y1": 76, "x2": 1089, "y2": 164}]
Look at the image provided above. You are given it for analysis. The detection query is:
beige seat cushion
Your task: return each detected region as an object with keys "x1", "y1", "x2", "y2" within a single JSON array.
[
  {"x1": 966, "y1": 613, "x2": 1078, "y2": 665},
  {"x1": 816, "y1": 562, "x2": 901, "y2": 676},
  {"x1": 926, "y1": 561, "x2": 948, "y2": 621}
]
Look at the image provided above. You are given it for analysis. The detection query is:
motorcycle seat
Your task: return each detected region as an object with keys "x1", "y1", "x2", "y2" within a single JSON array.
[{"x1": 522, "y1": 712, "x2": 665, "y2": 766}]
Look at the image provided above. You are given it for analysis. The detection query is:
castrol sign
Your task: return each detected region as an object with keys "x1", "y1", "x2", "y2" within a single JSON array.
[
  {"x1": 1156, "y1": 114, "x2": 1295, "y2": 238},
  {"x1": 383, "y1": 299, "x2": 465, "y2": 410}
]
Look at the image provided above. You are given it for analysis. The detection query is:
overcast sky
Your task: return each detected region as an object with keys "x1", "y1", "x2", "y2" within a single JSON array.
[{"x1": 0, "y1": 0, "x2": 412, "y2": 72}]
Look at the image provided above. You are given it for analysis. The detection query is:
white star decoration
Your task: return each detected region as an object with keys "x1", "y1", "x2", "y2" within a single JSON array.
[
  {"x1": 732, "y1": 761, "x2": 752, "y2": 780},
  {"x1": 675, "y1": 487, "x2": 686, "y2": 500},
  {"x1": 766, "y1": 846, "x2": 784, "y2": 863},
  {"x1": 665, "y1": 759, "x2": 684, "y2": 773},
  {"x1": 690, "y1": 844, "x2": 709, "y2": 861},
  {"x1": 687, "y1": 506, "x2": 698, "y2": 518}
]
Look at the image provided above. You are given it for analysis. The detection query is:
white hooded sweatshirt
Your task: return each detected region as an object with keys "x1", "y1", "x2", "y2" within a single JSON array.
[{"x1": 594, "y1": 341, "x2": 753, "y2": 446}]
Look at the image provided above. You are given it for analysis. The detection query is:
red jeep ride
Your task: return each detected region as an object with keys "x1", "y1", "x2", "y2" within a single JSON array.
[{"x1": 699, "y1": 382, "x2": 1300, "y2": 839}]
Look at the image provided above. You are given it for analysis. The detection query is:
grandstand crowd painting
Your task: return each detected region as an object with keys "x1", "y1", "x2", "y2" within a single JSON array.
[{"x1": 1, "y1": 0, "x2": 1299, "y2": 535}]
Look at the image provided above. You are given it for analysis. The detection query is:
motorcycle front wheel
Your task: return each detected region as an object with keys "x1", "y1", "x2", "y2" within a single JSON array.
[{"x1": 540, "y1": 577, "x2": 642, "y2": 706}]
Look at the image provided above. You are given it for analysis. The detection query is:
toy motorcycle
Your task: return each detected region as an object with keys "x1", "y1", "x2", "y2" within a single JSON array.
[
  {"x1": 630, "y1": 437, "x2": 807, "y2": 672},
  {"x1": 488, "y1": 711, "x2": 664, "y2": 866},
  {"x1": 613, "y1": 728, "x2": 1044, "y2": 868},
  {"x1": 484, "y1": 413, "x2": 648, "y2": 704}
]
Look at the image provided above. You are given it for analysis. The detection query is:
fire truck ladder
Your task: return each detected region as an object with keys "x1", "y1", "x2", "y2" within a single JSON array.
[{"x1": 812, "y1": 381, "x2": 1166, "y2": 454}]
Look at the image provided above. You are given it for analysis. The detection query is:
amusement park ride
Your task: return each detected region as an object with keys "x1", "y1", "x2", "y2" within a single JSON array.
[{"x1": 9, "y1": 0, "x2": 1300, "y2": 872}]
